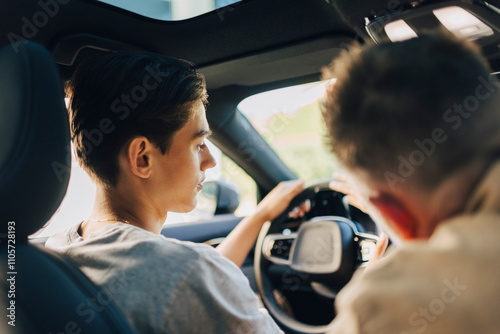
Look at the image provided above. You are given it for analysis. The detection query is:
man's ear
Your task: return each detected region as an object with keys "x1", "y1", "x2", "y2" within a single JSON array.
[
  {"x1": 369, "y1": 195, "x2": 418, "y2": 240},
  {"x1": 126, "y1": 136, "x2": 154, "y2": 179}
]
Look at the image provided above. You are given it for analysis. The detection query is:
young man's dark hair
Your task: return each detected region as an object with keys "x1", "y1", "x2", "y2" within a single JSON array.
[
  {"x1": 67, "y1": 52, "x2": 207, "y2": 187},
  {"x1": 323, "y1": 33, "x2": 500, "y2": 189}
]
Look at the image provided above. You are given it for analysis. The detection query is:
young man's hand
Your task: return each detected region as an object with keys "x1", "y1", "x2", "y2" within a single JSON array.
[
  {"x1": 255, "y1": 179, "x2": 308, "y2": 222},
  {"x1": 329, "y1": 173, "x2": 389, "y2": 271},
  {"x1": 365, "y1": 232, "x2": 389, "y2": 273},
  {"x1": 217, "y1": 179, "x2": 307, "y2": 267},
  {"x1": 329, "y1": 173, "x2": 369, "y2": 213}
]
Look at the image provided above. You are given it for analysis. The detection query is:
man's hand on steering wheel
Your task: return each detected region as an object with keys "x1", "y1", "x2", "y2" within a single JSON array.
[
  {"x1": 329, "y1": 173, "x2": 370, "y2": 214},
  {"x1": 255, "y1": 179, "x2": 310, "y2": 222},
  {"x1": 329, "y1": 173, "x2": 389, "y2": 271},
  {"x1": 217, "y1": 179, "x2": 309, "y2": 267}
]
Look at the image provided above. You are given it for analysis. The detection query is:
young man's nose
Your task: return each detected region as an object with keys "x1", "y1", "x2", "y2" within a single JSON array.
[{"x1": 201, "y1": 147, "x2": 216, "y2": 171}]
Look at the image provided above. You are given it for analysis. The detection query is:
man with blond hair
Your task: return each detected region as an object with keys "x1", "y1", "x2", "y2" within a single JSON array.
[{"x1": 323, "y1": 33, "x2": 500, "y2": 333}]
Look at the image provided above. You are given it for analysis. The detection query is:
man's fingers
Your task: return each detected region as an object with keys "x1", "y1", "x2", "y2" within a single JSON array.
[
  {"x1": 329, "y1": 180, "x2": 352, "y2": 195},
  {"x1": 369, "y1": 233, "x2": 388, "y2": 264},
  {"x1": 332, "y1": 172, "x2": 348, "y2": 182},
  {"x1": 302, "y1": 199, "x2": 311, "y2": 212},
  {"x1": 364, "y1": 233, "x2": 388, "y2": 273},
  {"x1": 297, "y1": 199, "x2": 311, "y2": 217},
  {"x1": 288, "y1": 199, "x2": 310, "y2": 219},
  {"x1": 344, "y1": 195, "x2": 369, "y2": 213},
  {"x1": 288, "y1": 179, "x2": 305, "y2": 195}
]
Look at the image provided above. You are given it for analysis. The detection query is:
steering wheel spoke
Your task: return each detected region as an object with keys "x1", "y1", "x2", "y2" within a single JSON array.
[{"x1": 263, "y1": 233, "x2": 297, "y2": 266}]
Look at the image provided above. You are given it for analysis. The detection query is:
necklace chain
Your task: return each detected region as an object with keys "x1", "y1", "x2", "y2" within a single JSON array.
[{"x1": 88, "y1": 218, "x2": 131, "y2": 224}]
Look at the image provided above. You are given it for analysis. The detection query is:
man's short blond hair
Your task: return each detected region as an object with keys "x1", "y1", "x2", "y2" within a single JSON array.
[{"x1": 322, "y1": 33, "x2": 500, "y2": 189}]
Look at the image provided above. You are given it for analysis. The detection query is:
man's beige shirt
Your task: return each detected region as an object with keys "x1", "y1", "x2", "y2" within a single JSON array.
[{"x1": 328, "y1": 162, "x2": 500, "y2": 334}]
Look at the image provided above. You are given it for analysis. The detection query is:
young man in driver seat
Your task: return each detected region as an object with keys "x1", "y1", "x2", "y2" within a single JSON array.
[
  {"x1": 46, "y1": 52, "x2": 303, "y2": 333},
  {"x1": 323, "y1": 33, "x2": 500, "y2": 333}
]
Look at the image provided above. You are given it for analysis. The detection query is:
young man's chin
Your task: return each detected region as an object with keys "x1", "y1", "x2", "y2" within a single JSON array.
[{"x1": 173, "y1": 199, "x2": 198, "y2": 214}]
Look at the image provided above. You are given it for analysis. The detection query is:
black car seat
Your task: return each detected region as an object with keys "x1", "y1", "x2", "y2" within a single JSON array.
[{"x1": 0, "y1": 42, "x2": 137, "y2": 334}]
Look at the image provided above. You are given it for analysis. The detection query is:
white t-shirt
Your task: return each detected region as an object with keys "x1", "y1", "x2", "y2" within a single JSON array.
[{"x1": 46, "y1": 222, "x2": 282, "y2": 334}]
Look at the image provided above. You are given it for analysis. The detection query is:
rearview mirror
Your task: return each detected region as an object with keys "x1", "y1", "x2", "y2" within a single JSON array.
[{"x1": 199, "y1": 180, "x2": 240, "y2": 216}]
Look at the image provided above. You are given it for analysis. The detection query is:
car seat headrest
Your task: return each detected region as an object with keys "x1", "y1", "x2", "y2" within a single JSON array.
[{"x1": 0, "y1": 42, "x2": 70, "y2": 241}]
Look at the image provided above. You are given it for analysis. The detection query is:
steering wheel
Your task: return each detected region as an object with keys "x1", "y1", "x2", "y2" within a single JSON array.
[{"x1": 254, "y1": 181, "x2": 380, "y2": 334}]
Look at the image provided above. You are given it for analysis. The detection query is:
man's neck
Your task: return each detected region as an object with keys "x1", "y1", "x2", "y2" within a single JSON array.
[
  {"x1": 81, "y1": 185, "x2": 166, "y2": 238},
  {"x1": 413, "y1": 159, "x2": 489, "y2": 238}
]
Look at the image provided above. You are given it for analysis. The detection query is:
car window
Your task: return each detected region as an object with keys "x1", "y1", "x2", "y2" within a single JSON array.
[
  {"x1": 97, "y1": 0, "x2": 241, "y2": 21},
  {"x1": 32, "y1": 140, "x2": 257, "y2": 238},
  {"x1": 238, "y1": 80, "x2": 340, "y2": 182}
]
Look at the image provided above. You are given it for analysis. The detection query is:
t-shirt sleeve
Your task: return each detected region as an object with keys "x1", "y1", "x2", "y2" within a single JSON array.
[{"x1": 164, "y1": 245, "x2": 283, "y2": 334}]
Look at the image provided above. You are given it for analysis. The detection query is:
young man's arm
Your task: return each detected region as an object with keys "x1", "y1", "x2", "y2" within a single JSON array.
[{"x1": 216, "y1": 179, "x2": 307, "y2": 267}]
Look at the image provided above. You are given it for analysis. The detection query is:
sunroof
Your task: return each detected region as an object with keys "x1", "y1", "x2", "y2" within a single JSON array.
[{"x1": 98, "y1": 0, "x2": 242, "y2": 21}]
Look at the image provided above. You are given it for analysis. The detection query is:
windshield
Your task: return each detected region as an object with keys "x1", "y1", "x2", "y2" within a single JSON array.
[
  {"x1": 238, "y1": 80, "x2": 339, "y2": 182},
  {"x1": 98, "y1": 0, "x2": 242, "y2": 21}
]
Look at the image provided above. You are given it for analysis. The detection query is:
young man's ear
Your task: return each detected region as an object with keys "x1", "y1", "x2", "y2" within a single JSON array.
[
  {"x1": 126, "y1": 136, "x2": 154, "y2": 179},
  {"x1": 369, "y1": 195, "x2": 418, "y2": 240}
]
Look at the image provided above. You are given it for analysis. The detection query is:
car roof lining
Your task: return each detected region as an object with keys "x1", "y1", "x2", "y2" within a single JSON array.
[
  {"x1": 52, "y1": 33, "x2": 351, "y2": 89},
  {"x1": 7, "y1": 0, "x2": 353, "y2": 81}
]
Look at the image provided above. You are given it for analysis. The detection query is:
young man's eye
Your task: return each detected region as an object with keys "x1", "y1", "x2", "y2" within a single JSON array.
[{"x1": 197, "y1": 142, "x2": 206, "y2": 151}]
